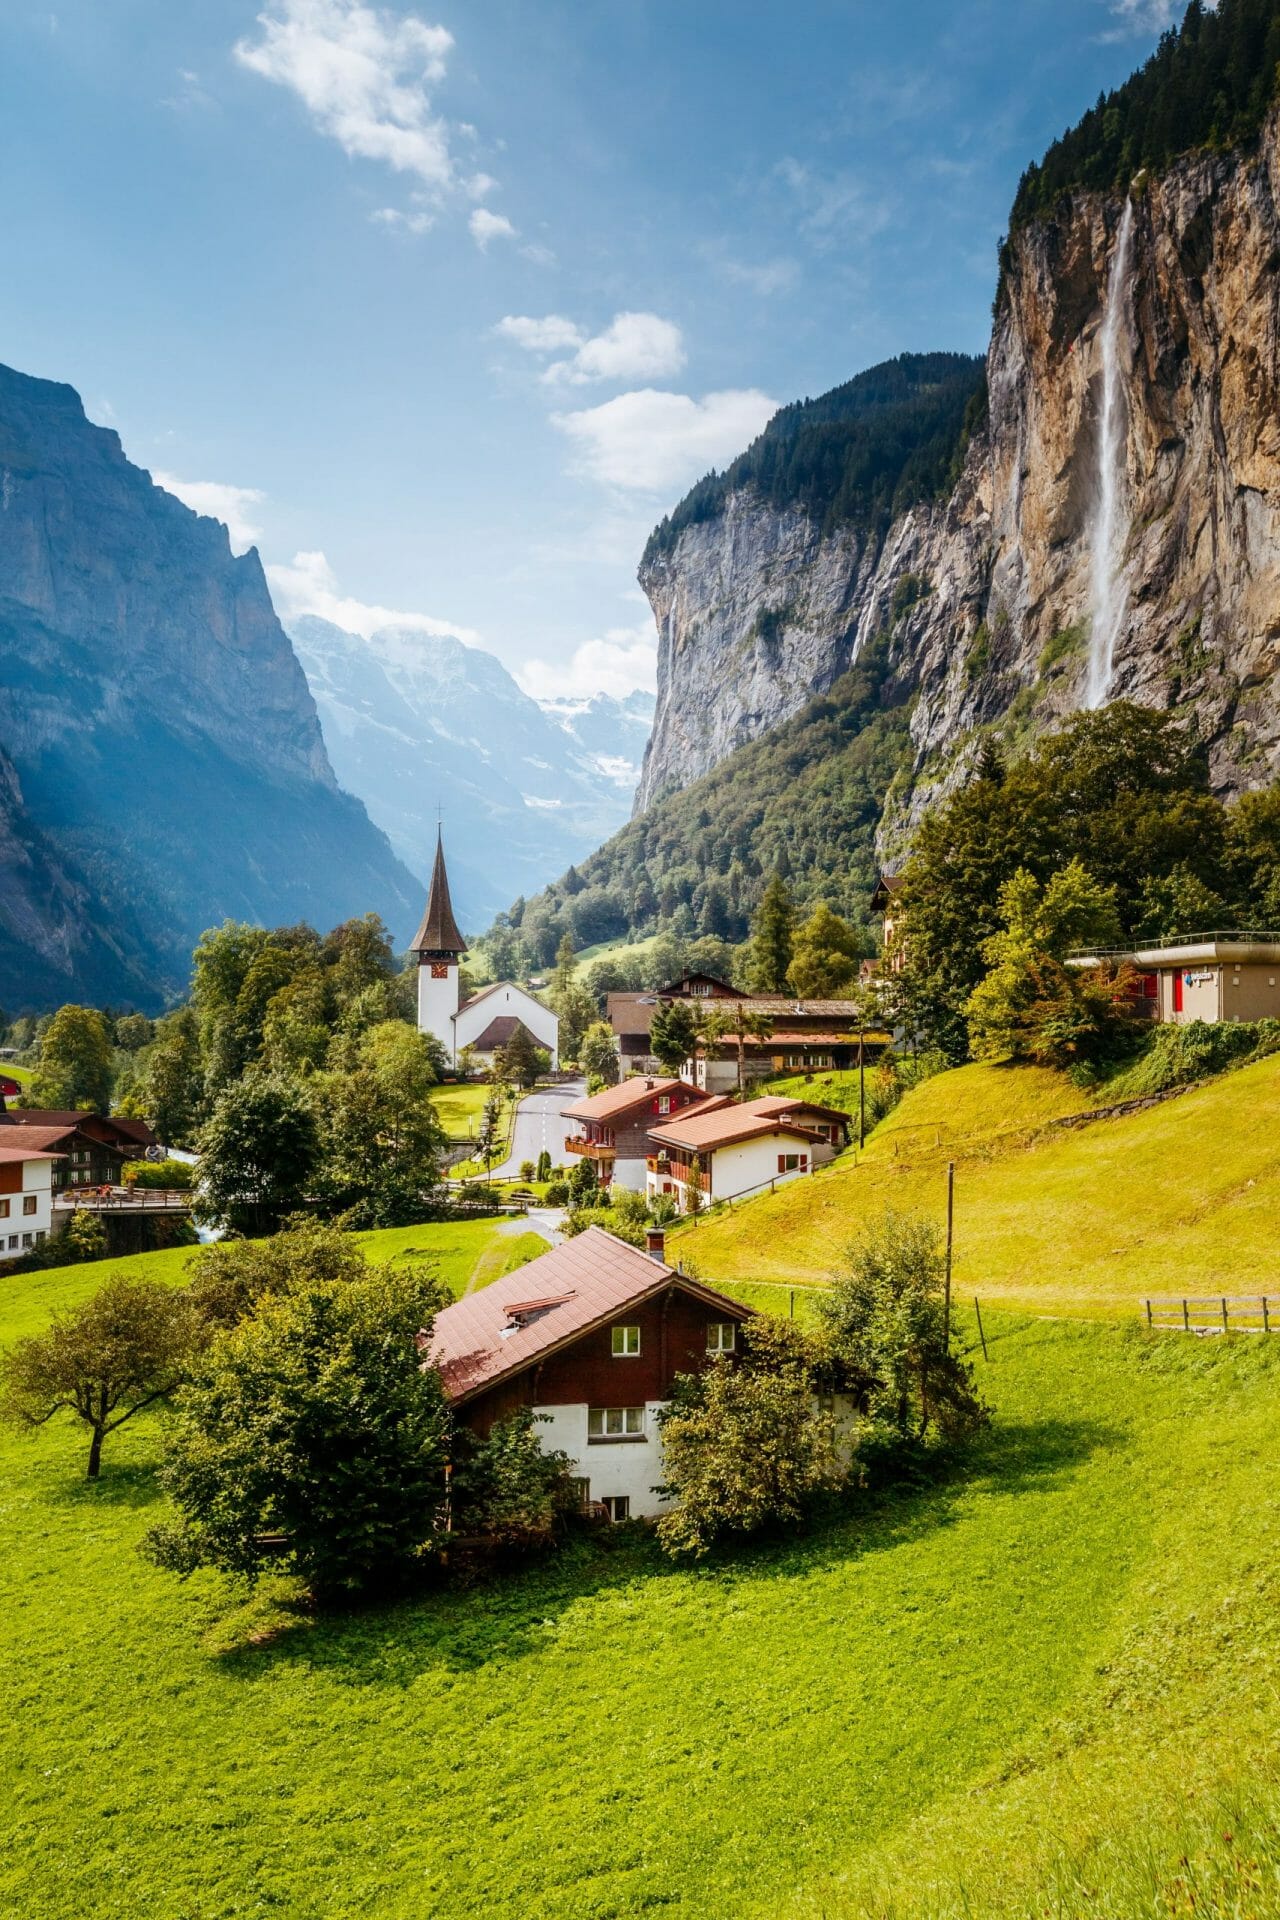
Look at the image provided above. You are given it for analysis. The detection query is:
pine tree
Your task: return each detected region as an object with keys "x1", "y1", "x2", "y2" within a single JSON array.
[{"x1": 746, "y1": 874, "x2": 796, "y2": 994}]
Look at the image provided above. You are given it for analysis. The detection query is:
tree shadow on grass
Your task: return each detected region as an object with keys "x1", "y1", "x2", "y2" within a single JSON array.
[
  {"x1": 43, "y1": 1460, "x2": 165, "y2": 1511},
  {"x1": 214, "y1": 1411, "x2": 1124, "y2": 1688}
]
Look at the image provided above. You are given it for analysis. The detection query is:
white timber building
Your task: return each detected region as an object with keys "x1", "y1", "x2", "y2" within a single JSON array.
[{"x1": 0, "y1": 1140, "x2": 59, "y2": 1260}]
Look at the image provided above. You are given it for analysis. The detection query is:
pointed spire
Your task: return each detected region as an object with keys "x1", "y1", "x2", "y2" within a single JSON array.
[{"x1": 411, "y1": 830, "x2": 467, "y2": 957}]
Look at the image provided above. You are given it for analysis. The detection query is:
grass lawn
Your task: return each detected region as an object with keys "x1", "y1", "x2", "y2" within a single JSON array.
[
  {"x1": 430, "y1": 1082, "x2": 499, "y2": 1143},
  {"x1": 678, "y1": 1055, "x2": 1280, "y2": 1318},
  {"x1": 2, "y1": 1061, "x2": 33, "y2": 1086},
  {"x1": 4, "y1": 1295, "x2": 1280, "y2": 1918},
  {"x1": 0, "y1": 1217, "x2": 549, "y2": 1341}
]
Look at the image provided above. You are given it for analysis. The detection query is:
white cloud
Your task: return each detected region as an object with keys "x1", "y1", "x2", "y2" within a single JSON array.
[
  {"x1": 371, "y1": 201, "x2": 434, "y2": 234},
  {"x1": 517, "y1": 622, "x2": 658, "y2": 702},
  {"x1": 1104, "y1": 0, "x2": 1216, "y2": 30},
  {"x1": 551, "y1": 387, "x2": 778, "y2": 494},
  {"x1": 497, "y1": 310, "x2": 686, "y2": 385},
  {"x1": 721, "y1": 257, "x2": 797, "y2": 297},
  {"x1": 494, "y1": 313, "x2": 584, "y2": 353},
  {"x1": 265, "y1": 548, "x2": 481, "y2": 643},
  {"x1": 775, "y1": 157, "x2": 894, "y2": 247},
  {"x1": 153, "y1": 472, "x2": 266, "y2": 553},
  {"x1": 470, "y1": 207, "x2": 517, "y2": 249}
]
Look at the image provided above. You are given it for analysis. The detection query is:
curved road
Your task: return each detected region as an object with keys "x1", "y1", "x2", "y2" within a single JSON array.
[{"x1": 490, "y1": 1079, "x2": 585, "y2": 1181}]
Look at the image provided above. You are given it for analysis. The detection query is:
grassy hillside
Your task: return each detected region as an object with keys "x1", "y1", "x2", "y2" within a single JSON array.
[
  {"x1": 679, "y1": 1055, "x2": 1280, "y2": 1317},
  {"x1": 0, "y1": 1216, "x2": 548, "y2": 1342},
  {"x1": 4, "y1": 1291, "x2": 1280, "y2": 1918}
]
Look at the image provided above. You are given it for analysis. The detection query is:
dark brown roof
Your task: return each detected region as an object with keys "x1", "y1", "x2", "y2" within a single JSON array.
[
  {"x1": 0, "y1": 1123, "x2": 83, "y2": 1150},
  {"x1": 427, "y1": 1226, "x2": 750, "y2": 1404},
  {"x1": 411, "y1": 831, "x2": 467, "y2": 956},
  {"x1": 0, "y1": 1142, "x2": 64, "y2": 1165},
  {"x1": 470, "y1": 1016, "x2": 530, "y2": 1052}
]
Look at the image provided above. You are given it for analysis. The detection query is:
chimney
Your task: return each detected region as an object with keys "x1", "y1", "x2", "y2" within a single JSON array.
[{"x1": 645, "y1": 1226, "x2": 666, "y2": 1264}]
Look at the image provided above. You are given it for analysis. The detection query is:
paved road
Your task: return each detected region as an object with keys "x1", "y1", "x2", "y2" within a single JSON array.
[{"x1": 490, "y1": 1080, "x2": 585, "y2": 1181}]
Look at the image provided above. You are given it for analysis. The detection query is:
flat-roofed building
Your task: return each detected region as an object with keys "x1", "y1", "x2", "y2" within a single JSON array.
[{"x1": 1069, "y1": 933, "x2": 1280, "y2": 1024}]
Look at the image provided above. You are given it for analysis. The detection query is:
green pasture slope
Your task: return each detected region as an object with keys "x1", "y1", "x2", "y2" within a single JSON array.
[
  {"x1": 685, "y1": 1053, "x2": 1280, "y2": 1317},
  {"x1": 4, "y1": 1292, "x2": 1280, "y2": 1918}
]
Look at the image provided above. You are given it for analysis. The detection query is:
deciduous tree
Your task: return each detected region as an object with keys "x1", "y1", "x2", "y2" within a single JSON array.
[
  {"x1": 145, "y1": 1265, "x2": 453, "y2": 1596},
  {"x1": 1, "y1": 1278, "x2": 201, "y2": 1478},
  {"x1": 196, "y1": 1072, "x2": 318, "y2": 1237},
  {"x1": 29, "y1": 1004, "x2": 114, "y2": 1112}
]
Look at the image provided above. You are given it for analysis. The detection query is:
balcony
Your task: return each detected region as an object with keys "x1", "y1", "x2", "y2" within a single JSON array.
[{"x1": 565, "y1": 1136, "x2": 616, "y2": 1159}]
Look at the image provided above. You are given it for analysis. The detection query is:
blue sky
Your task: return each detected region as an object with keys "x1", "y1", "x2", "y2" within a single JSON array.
[{"x1": 2, "y1": 0, "x2": 1191, "y2": 699}]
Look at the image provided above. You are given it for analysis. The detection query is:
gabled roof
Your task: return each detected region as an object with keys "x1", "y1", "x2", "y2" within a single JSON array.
[
  {"x1": 649, "y1": 1108, "x2": 821, "y2": 1154},
  {"x1": 736, "y1": 1094, "x2": 852, "y2": 1126},
  {"x1": 411, "y1": 831, "x2": 467, "y2": 956},
  {"x1": 469, "y1": 1015, "x2": 532, "y2": 1053},
  {"x1": 564, "y1": 1076, "x2": 695, "y2": 1123},
  {"x1": 427, "y1": 1225, "x2": 750, "y2": 1404},
  {"x1": 0, "y1": 1122, "x2": 87, "y2": 1150},
  {"x1": 0, "y1": 1142, "x2": 63, "y2": 1165},
  {"x1": 655, "y1": 973, "x2": 746, "y2": 999}
]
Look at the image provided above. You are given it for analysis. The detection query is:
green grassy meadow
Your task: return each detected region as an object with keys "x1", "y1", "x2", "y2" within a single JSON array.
[
  {"x1": 4, "y1": 1287, "x2": 1280, "y2": 1919},
  {"x1": 680, "y1": 1055, "x2": 1280, "y2": 1316}
]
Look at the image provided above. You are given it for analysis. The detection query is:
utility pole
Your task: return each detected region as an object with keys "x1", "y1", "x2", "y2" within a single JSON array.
[
  {"x1": 944, "y1": 1160, "x2": 955, "y2": 1345},
  {"x1": 858, "y1": 1016, "x2": 866, "y2": 1151}
]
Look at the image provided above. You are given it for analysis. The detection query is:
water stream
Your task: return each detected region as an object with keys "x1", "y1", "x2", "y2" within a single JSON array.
[{"x1": 1085, "y1": 197, "x2": 1135, "y2": 710}]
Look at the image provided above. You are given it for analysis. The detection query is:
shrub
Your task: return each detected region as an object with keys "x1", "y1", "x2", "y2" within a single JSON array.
[
  {"x1": 563, "y1": 1206, "x2": 645, "y2": 1247},
  {"x1": 544, "y1": 1180, "x2": 571, "y2": 1207},
  {"x1": 1094, "y1": 1017, "x2": 1280, "y2": 1101},
  {"x1": 122, "y1": 1158, "x2": 195, "y2": 1190},
  {"x1": 451, "y1": 1410, "x2": 578, "y2": 1543}
]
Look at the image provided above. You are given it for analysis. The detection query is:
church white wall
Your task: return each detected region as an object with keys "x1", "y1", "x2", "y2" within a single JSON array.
[
  {"x1": 455, "y1": 984, "x2": 559, "y2": 1068},
  {"x1": 417, "y1": 961, "x2": 461, "y2": 1063}
]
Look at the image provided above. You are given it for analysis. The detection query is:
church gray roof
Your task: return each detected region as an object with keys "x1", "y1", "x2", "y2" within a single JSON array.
[{"x1": 411, "y1": 832, "x2": 467, "y2": 956}]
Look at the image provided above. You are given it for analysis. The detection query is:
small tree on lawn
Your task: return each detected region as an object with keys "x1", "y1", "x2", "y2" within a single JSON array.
[
  {"x1": 567, "y1": 1153, "x2": 600, "y2": 1208},
  {"x1": 145, "y1": 1264, "x2": 453, "y2": 1597},
  {"x1": 197, "y1": 1072, "x2": 318, "y2": 1237},
  {"x1": 649, "y1": 1000, "x2": 699, "y2": 1075},
  {"x1": 494, "y1": 1023, "x2": 542, "y2": 1090},
  {"x1": 0, "y1": 1278, "x2": 202, "y2": 1478},
  {"x1": 818, "y1": 1208, "x2": 988, "y2": 1444},
  {"x1": 536, "y1": 1149, "x2": 552, "y2": 1181},
  {"x1": 63, "y1": 1209, "x2": 108, "y2": 1264},
  {"x1": 656, "y1": 1318, "x2": 846, "y2": 1557},
  {"x1": 579, "y1": 1020, "x2": 620, "y2": 1087}
]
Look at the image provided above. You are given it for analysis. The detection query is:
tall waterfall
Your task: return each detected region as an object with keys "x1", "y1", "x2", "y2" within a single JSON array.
[{"x1": 1086, "y1": 198, "x2": 1135, "y2": 710}]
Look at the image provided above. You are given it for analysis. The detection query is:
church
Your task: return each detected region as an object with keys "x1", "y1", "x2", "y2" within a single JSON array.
[{"x1": 413, "y1": 833, "x2": 559, "y2": 1071}]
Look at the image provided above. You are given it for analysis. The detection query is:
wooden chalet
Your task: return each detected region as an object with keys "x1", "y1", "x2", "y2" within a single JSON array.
[{"x1": 562, "y1": 1076, "x2": 715, "y2": 1192}]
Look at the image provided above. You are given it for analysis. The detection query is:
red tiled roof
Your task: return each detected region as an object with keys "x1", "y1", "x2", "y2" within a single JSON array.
[
  {"x1": 0, "y1": 1123, "x2": 82, "y2": 1150},
  {"x1": 649, "y1": 1110, "x2": 820, "y2": 1154},
  {"x1": 737, "y1": 1094, "x2": 852, "y2": 1127},
  {"x1": 0, "y1": 1142, "x2": 63, "y2": 1165},
  {"x1": 564, "y1": 1076, "x2": 694, "y2": 1122},
  {"x1": 427, "y1": 1225, "x2": 750, "y2": 1403}
]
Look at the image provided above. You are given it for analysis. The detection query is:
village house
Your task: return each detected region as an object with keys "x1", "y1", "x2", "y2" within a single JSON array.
[
  {"x1": 0, "y1": 1108, "x2": 157, "y2": 1193},
  {"x1": 563, "y1": 1077, "x2": 712, "y2": 1192},
  {"x1": 413, "y1": 831, "x2": 559, "y2": 1070},
  {"x1": 1068, "y1": 932, "x2": 1280, "y2": 1023},
  {"x1": 607, "y1": 974, "x2": 889, "y2": 1086},
  {"x1": 427, "y1": 1225, "x2": 753, "y2": 1521},
  {"x1": 0, "y1": 1140, "x2": 62, "y2": 1260},
  {"x1": 646, "y1": 1093, "x2": 850, "y2": 1212}
]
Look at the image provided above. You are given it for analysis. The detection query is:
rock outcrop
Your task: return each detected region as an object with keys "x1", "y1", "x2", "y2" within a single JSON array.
[
  {"x1": 636, "y1": 109, "x2": 1280, "y2": 831},
  {"x1": 0, "y1": 363, "x2": 420, "y2": 1008}
]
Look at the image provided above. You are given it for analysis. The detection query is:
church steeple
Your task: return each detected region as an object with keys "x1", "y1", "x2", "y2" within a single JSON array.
[{"x1": 411, "y1": 829, "x2": 467, "y2": 959}]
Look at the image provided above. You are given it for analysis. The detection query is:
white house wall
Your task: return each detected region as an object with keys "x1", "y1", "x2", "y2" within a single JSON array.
[
  {"x1": 533, "y1": 1400, "x2": 672, "y2": 1518},
  {"x1": 0, "y1": 1159, "x2": 53, "y2": 1260},
  {"x1": 610, "y1": 1154, "x2": 648, "y2": 1194}
]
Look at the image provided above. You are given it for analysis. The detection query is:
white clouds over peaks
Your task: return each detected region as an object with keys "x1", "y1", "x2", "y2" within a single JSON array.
[
  {"x1": 551, "y1": 387, "x2": 778, "y2": 495},
  {"x1": 496, "y1": 310, "x2": 686, "y2": 385},
  {"x1": 266, "y1": 549, "x2": 481, "y2": 643},
  {"x1": 1105, "y1": 0, "x2": 1216, "y2": 28},
  {"x1": 469, "y1": 207, "x2": 517, "y2": 249},
  {"x1": 517, "y1": 622, "x2": 658, "y2": 702},
  {"x1": 235, "y1": 2, "x2": 516, "y2": 237},
  {"x1": 154, "y1": 473, "x2": 266, "y2": 553}
]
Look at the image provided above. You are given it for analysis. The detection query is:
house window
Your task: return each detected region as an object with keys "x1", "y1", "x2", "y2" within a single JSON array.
[
  {"x1": 603, "y1": 1496, "x2": 630, "y2": 1522},
  {"x1": 0, "y1": 1201, "x2": 8, "y2": 1220},
  {"x1": 6, "y1": 1235, "x2": 16, "y2": 1249},
  {"x1": 22, "y1": 1196, "x2": 37, "y2": 1216},
  {"x1": 611, "y1": 1324, "x2": 641, "y2": 1357},
  {"x1": 657, "y1": 1095, "x2": 671, "y2": 1114},
  {"x1": 21, "y1": 1233, "x2": 32, "y2": 1248},
  {"x1": 707, "y1": 1322, "x2": 736, "y2": 1353},
  {"x1": 570, "y1": 1477, "x2": 590, "y2": 1507},
  {"x1": 588, "y1": 1407, "x2": 645, "y2": 1440},
  {"x1": 778, "y1": 1152, "x2": 808, "y2": 1173}
]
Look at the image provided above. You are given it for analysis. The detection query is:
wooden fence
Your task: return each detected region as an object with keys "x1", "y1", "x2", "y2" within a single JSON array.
[{"x1": 1144, "y1": 1294, "x2": 1280, "y2": 1334}]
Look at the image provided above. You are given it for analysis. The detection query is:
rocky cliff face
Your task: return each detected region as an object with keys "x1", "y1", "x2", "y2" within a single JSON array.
[
  {"x1": 636, "y1": 109, "x2": 1280, "y2": 829},
  {"x1": 0, "y1": 363, "x2": 420, "y2": 1008}
]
